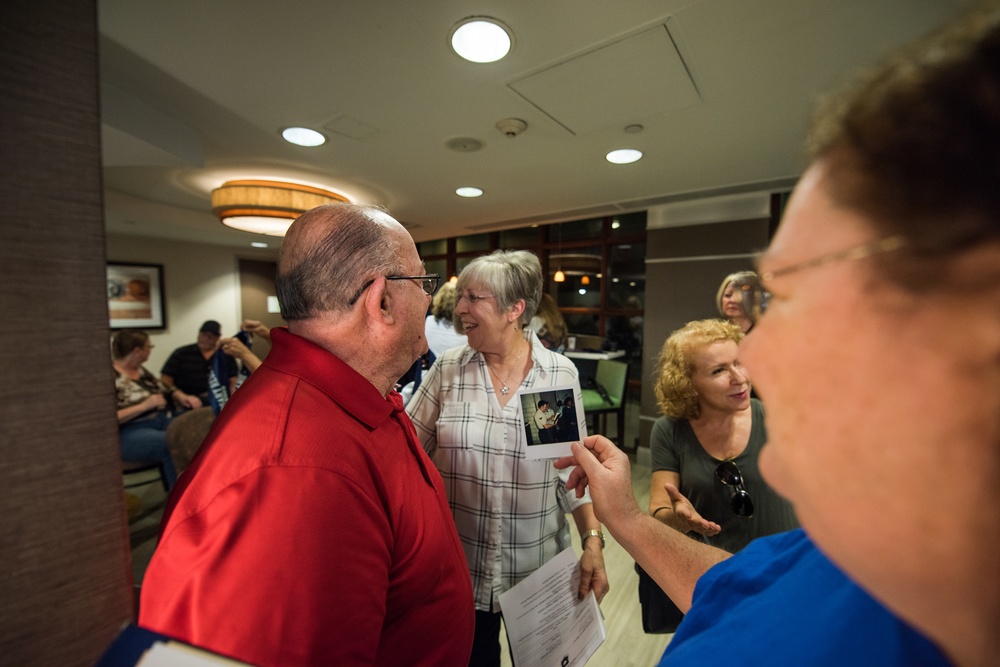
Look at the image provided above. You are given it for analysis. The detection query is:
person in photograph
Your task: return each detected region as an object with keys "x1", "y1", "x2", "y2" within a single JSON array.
[
  {"x1": 407, "y1": 249, "x2": 607, "y2": 667},
  {"x1": 533, "y1": 399, "x2": 558, "y2": 443},
  {"x1": 555, "y1": 395, "x2": 580, "y2": 443}
]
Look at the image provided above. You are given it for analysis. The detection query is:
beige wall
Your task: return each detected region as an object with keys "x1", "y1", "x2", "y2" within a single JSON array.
[{"x1": 106, "y1": 234, "x2": 277, "y2": 371}]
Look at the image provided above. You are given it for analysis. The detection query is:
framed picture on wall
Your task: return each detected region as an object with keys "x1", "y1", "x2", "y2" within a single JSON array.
[{"x1": 107, "y1": 262, "x2": 166, "y2": 330}]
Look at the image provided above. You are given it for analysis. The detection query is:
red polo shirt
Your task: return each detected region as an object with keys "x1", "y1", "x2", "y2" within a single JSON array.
[{"x1": 140, "y1": 328, "x2": 473, "y2": 666}]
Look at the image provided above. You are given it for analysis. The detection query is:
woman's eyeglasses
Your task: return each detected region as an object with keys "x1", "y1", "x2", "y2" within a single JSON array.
[
  {"x1": 348, "y1": 274, "x2": 440, "y2": 305},
  {"x1": 455, "y1": 291, "x2": 495, "y2": 305},
  {"x1": 742, "y1": 235, "x2": 906, "y2": 321},
  {"x1": 716, "y1": 460, "x2": 754, "y2": 518}
]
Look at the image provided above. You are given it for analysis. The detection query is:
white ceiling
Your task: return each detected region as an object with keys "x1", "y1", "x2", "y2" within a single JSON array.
[{"x1": 97, "y1": 0, "x2": 973, "y2": 249}]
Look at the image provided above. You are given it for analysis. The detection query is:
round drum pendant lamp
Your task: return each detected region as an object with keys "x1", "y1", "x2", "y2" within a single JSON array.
[{"x1": 211, "y1": 180, "x2": 350, "y2": 236}]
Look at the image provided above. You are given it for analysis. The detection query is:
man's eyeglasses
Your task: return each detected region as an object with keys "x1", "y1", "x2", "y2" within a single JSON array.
[
  {"x1": 743, "y1": 235, "x2": 907, "y2": 321},
  {"x1": 716, "y1": 460, "x2": 754, "y2": 518},
  {"x1": 348, "y1": 274, "x2": 440, "y2": 306}
]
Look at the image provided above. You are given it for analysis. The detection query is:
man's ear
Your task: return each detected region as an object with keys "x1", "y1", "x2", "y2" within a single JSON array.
[{"x1": 363, "y1": 276, "x2": 394, "y2": 325}]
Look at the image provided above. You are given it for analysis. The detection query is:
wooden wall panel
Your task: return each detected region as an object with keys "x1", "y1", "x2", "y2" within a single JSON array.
[{"x1": 0, "y1": 1, "x2": 134, "y2": 664}]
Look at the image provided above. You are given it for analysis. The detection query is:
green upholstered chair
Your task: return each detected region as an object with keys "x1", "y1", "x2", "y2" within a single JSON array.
[{"x1": 580, "y1": 359, "x2": 629, "y2": 448}]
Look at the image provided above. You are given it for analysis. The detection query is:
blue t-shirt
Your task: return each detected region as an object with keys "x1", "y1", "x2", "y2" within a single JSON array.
[{"x1": 659, "y1": 529, "x2": 949, "y2": 666}]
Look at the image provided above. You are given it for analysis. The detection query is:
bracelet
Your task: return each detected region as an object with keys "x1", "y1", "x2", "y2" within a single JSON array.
[
  {"x1": 581, "y1": 529, "x2": 605, "y2": 549},
  {"x1": 652, "y1": 506, "x2": 671, "y2": 518}
]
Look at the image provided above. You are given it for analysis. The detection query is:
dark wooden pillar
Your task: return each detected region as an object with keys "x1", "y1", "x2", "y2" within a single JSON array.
[{"x1": 0, "y1": 1, "x2": 134, "y2": 664}]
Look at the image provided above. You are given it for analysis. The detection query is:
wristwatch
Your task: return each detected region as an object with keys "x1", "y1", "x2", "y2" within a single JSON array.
[{"x1": 582, "y1": 529, "x2": 605, "y2": 549}]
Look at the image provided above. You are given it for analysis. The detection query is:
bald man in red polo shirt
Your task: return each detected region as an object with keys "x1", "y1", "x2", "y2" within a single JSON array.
[{"x1": 140, "y1": 204, "x2": 473, "y2": 667}]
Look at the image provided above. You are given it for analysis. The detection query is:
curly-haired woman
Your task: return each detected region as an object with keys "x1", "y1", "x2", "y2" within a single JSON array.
[{"x1": 649, "y1": 319, "x2": 797, "y2": 554}]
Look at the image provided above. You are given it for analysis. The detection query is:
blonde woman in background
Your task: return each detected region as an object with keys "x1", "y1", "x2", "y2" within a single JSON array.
[
  {"x1": 716, "y1": 271, "x2": 757, "y2": 333},
  {"x1": 528, "y1": 292, "x2": 568, "y2": 352},
  {"x1": 424, "y1": 281, "x2": 467, "y2": 357}
]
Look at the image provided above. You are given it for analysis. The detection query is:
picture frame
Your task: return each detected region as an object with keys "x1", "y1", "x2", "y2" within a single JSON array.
[
  {"x1": 107, "y1": 262, "x2": 166, "y2": 330},
  {"x1": 517, "y1": 382, "x2": 587, "y2": 460}
]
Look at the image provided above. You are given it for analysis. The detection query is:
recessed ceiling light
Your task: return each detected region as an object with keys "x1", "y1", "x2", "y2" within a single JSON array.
[
  {"x1": 456, "y1": 186, "x2": 484, "y2": 198},
  {"x1": 606, "y1": 149, "x2": 643, "y2": 164},
  {"x1": 450, "y1": 17, "x2": 513, "y2": 63},
  {"x1": 281, "y1": 127, "x2": 326, "y2": 147},
  {"x1": 251, "y1": 242, "x2": 268, "y2": 248}
]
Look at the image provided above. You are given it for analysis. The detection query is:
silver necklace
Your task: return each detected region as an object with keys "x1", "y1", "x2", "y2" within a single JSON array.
[{"x1": 486, "y1": 346, "x2": 525, "y2": 396}]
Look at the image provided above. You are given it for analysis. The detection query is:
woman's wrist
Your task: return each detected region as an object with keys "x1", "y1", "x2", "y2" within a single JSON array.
[{"x1": 651, "y1": 506, "x2": 674, "y2": 527}]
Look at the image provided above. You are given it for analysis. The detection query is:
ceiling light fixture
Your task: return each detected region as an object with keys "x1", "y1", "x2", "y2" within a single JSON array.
[
  {"x1": 211, "y1": 180, "x2": 350, "y2": 236},
  {"x1": 281, "y1": 127, "x2": 326, "y2": 147},
  {"x1": 456, "y1": 186, "x2": 484, "y2": 198},
  {"x1": 606, "y1": 148, "x2": 643, "y2": 164},
  {"x1": 250, "y1": 242, "x2": 268, "y2": 248},
  {"x1": 449, "y1": 17, "x2": 513, "y2": 63}
]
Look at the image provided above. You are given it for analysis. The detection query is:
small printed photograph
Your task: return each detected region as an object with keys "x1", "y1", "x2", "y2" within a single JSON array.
[{"x1": 517, "y1": 382, "x2": 587, "y2": 460}]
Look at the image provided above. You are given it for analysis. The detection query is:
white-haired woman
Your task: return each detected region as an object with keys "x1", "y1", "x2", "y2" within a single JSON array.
[{"x1": 407, "y1": 249, "x2": 608, "y2": 667}]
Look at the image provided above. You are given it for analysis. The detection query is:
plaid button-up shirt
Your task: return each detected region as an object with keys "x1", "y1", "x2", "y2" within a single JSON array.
[{"x1": 406, "y1": 332, "x2": 591, "y2": 612}]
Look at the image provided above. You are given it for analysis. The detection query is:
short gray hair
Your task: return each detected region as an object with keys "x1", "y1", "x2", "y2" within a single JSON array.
[
  {"x1": 276, "y1": 204, "x2": 407, "y2": 320},
  {"x1": 456, "y1": 249, "x2": 542, "y2": 329},
  {"x1": 715, "y1": 271, "x2": 758, "y2": 317}
]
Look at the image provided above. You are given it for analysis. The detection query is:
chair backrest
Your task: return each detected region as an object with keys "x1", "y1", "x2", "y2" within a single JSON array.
[
  {"x1": 165, "y1": 407, "x2": 215, "y2": 475},
  {"x1": 594, "y1": 360, "x2": 628, "y2": 404}
]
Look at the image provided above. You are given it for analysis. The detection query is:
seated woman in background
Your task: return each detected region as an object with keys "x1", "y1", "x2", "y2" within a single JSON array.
[
  {"x1": 424, "y1": 281, "x2": 467, "y2": 357},
  {"x1": 649, "y1": 319, "x2": 797, "y2": 554},
  {"x1": 112, "y1": 329, "x2": 180, "y2": 489},
  {"x1": 716, "y1": 271, "x2": 757, "y2": 334},
  {"x1": 528, "y1": 292, "x2": 568, "y2": 352}
]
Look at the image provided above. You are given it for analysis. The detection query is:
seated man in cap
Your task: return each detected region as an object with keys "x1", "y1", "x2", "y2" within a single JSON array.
[{"x1": 160, "y1": 320, "x2": 238, "y2": 409}]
